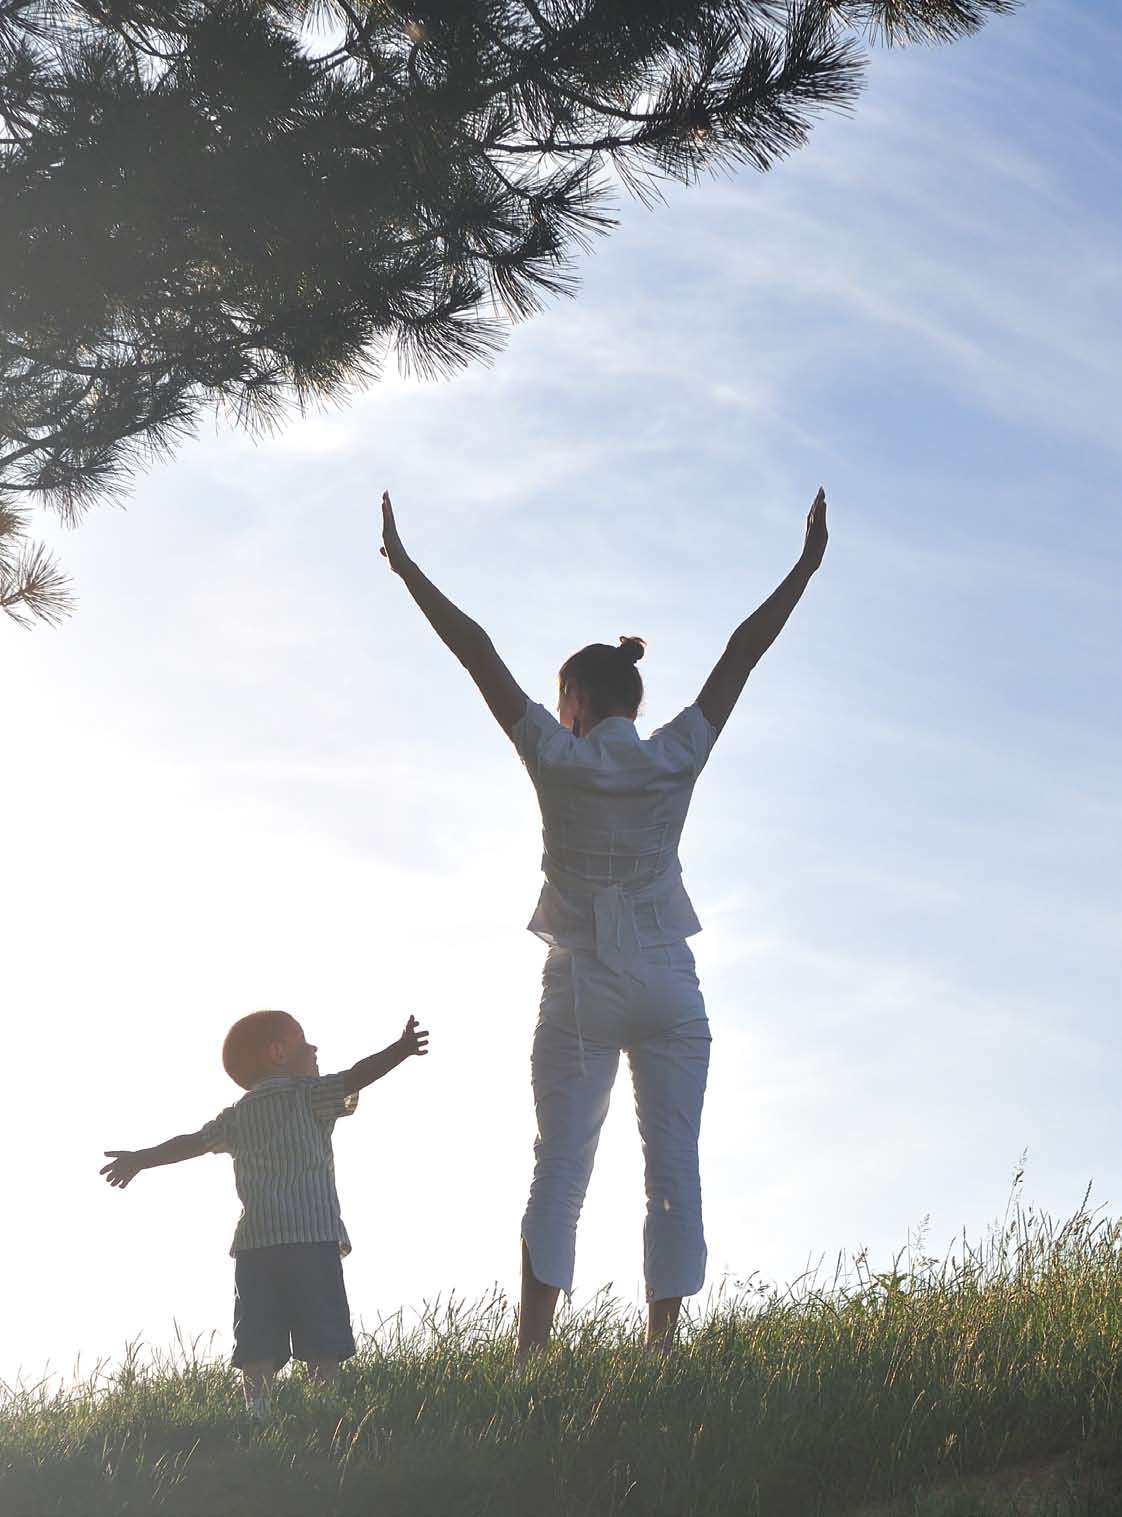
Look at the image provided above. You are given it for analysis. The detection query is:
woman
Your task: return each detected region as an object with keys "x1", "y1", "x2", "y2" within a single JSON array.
[{"x1": 380, "y1": 486, "x2": 828, "y2": 1356}]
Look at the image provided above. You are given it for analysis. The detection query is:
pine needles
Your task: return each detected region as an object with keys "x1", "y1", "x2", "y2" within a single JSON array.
[{"x1": 0, "y1": 0, "x2": 1018, "y2": 620}]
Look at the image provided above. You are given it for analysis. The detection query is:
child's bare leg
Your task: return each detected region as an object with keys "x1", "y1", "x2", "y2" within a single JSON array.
[
  {"x1": 516, "y1": 1240, "x2": 561, "y2": 1364},
  {"x1": 241, "y1": 1362, "x2": 274, "y2": 1408},
  {"x1": 305, "y1": 1359, "x2": 341, "y2": 1389},
  {"x1": 646, "y1": 1296, "x2": 682, "y2": 1353}
]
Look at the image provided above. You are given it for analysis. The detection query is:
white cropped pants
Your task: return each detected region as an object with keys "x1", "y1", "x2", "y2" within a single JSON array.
[{"x1": 521, "y1": 941, "x2": 711, "y2": 1302}]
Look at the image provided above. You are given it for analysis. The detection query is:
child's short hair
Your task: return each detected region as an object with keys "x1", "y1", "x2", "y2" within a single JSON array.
[{"x1": 223, "y1": 1010, "x2": 295, "y2": 1090}]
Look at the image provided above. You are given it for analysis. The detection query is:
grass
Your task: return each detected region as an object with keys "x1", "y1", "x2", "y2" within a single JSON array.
[{"x1": 3, "y1": 1199, "x2": 1120, "y2": 1517}]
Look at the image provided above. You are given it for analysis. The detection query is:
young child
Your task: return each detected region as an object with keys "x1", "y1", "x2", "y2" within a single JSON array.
[{"x1": 101, "y1": 1009, "x2": 428, "y2": 1419}]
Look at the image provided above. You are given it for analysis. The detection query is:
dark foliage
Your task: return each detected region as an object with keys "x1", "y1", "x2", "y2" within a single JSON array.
[{"x1": 0, "y1": 0, "x2": 1015, "y2": 622}]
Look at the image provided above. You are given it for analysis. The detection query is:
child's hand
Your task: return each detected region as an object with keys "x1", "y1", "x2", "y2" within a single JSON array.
[
  {"x1": 400, "y1": 1015, "x2": 429, "y2": 1058},
  {"x1": 101, "y1": 1151, "x2": 144, "y2": 1189}
]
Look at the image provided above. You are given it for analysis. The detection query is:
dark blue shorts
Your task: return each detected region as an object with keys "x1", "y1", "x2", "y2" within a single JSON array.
[{"x1": 232, "y1": 1243, "x2": 356, "y2": 1371}]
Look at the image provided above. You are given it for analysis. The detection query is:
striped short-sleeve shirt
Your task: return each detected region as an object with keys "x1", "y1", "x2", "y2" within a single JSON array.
[{"x1": 200, "y1": 1073, "x2": 358, "y2": 1256}]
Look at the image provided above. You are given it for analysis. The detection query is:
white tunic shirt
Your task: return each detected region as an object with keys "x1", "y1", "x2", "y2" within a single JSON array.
[{"x1": 512, "y1": 701, "x2": 717, "y2": 978}]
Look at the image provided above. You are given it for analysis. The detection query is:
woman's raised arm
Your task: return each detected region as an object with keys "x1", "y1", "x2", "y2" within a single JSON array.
[
  {"x1": 380, "y1": 491, "x2": 528, "y2": 734},
  {"x1": 697, "y1": 488, "x2": 828, "y2": 735}
]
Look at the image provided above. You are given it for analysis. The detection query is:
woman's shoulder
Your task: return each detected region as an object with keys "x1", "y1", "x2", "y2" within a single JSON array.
[
  {"x1": 512, "y1": 700, "x2": 574, "y2": 771},
  {"x1": 646, "y1": 704, "x2": 718, "y2": 771}
]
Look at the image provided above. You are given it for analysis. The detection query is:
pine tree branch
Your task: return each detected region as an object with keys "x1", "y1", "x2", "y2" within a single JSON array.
[
  {"x1": 518, "y1": 0, "x2": 554, "y2": 38},
  {"x1": 0, "y1": 510, "x2": 74, "y2": 626},
  {"x1": 0, "y1": 0, "x2": 1020, "y2": 577},
  {"x1": 828, "y1": 0, "x2": 1017, "y2": 46}
]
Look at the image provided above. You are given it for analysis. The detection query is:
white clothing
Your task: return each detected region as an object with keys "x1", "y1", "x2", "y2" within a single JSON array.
[
  {"x1": 521, "y1": 942, "x2": 710, "y2": 1300},
  {"x1": 511, "y1": 702, "x2": 717, "y2": 981}
]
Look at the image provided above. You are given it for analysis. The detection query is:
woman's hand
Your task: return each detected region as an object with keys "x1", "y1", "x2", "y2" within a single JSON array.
[
  {"x1": 379, "y1": 490, "x2": 411, "y2": 575},
  {"x1": 801, "y1": 487, "x2": 828, "y2": 573}
]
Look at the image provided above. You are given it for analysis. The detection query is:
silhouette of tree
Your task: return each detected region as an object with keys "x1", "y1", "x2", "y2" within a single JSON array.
[{"x1": 0, "y1": 0, "x2": 1014, "y2": 622}]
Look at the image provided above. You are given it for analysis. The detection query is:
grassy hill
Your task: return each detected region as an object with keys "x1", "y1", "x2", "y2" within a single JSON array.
[{"x1": 3, "y1": 1204, "x2": 1120, "y2": 1516}]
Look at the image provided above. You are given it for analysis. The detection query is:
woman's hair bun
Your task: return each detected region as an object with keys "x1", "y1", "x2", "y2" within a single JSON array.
[{"x1": 617, "y1": 636, "x2": 646, "y2": 664}]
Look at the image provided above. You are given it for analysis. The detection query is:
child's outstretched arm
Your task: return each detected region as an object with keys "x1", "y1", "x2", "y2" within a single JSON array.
[
  {"x1": 697, "y1": 488, "x2": 828, "y2": 735},
  {"x1": 379, "y1": 491, "x2": 528, "y2": 735},
  {"x1": 343, "y1": 1015, "x2": 430, "y2": 1097},
  {"x1": 101, "y1": 1131, "x2": 211, "y2": 1189}
]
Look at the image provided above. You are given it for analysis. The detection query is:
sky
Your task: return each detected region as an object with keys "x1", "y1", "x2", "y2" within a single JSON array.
[{"x1": 2, "y1": 0, "x2": 1119, "y2": 1388}]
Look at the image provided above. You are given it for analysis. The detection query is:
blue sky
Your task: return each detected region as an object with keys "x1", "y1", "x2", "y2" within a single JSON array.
[{"x1": 2, "y1": 0, "x2": 1119, "y2": 1385}]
